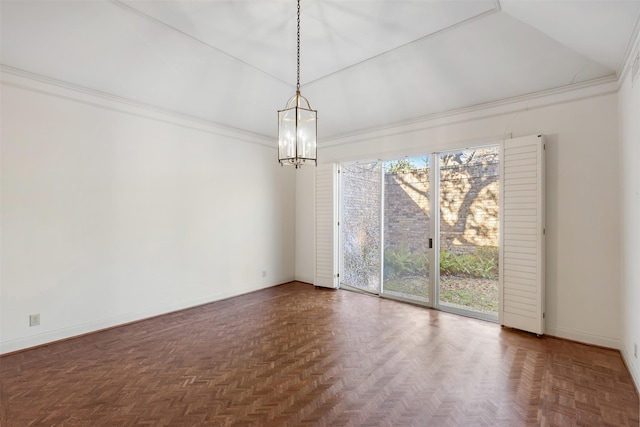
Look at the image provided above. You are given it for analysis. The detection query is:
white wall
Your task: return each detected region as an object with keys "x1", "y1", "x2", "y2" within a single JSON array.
[
  {"x1": 297, "y1": 83, "x2": 622, "y2": 349},
  {"x1": 619, "y1": 39, "x2": 640, "y2": 389},
  {"x1": 295, "y1": 166, "x2": 315, "y2": 284},
  {"x1": 0, "y1": 72, "x2": 296, "y2": 354}
]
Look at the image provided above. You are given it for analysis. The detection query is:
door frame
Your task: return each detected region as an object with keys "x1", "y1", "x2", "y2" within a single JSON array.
[
  {"x1": 432, "y1": 148, "x2": 500, "y2": 323},
  {"x1": 337, "y1": 143, "x2": 502, "y2": 323}
]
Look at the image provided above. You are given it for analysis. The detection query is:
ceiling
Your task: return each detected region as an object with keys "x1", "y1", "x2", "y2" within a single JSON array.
[{"x1": 2, "y1": 0, "x2": 639, "y2": 141}]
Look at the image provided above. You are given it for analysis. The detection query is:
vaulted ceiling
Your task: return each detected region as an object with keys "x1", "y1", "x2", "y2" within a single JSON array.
[{"x1": 2, "y1": 0, "x2": 639, "y2": 141}]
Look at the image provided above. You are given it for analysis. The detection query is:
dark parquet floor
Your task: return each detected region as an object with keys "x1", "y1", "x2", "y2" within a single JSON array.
[{"x1": 1, "y1": 282, "x2": 638, "y2": 426}]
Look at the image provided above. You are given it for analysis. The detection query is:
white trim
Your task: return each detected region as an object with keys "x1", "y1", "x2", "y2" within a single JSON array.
[
  {"x1": 429, "y1": 153, "x2": 438, "y2": 308},
  {"x1": 617, "y1": 12, "x2": 640, "y2": 83},
  {"x1": 545, "y1": 326, "x2": 621, "y2": 351},
  {"x1": 0, "y1": 65, "x2": 274, "y2": 147},
  {"x1": 322, "y1": 134, "x2": 510, "y2": 168},
  {"x1": 378, "y1": 163, "x2": 385, "y2": 295},
  {"x1": 1, "y1": 64, "x2": 621, "y2": 150},
  {"x1": 0, "y1": 281, "x2": 284, "y2": 355},
  {"x1": 294, "y1": 275, "x2": 315, "y2": 285},
  {"x1": 621, "y1": 347, "x2": 640, "y2": 393},
  {"x1": 322, "y1": 76, "x2": 617, "y2": 148},
  {"x1": 314, "y1": 163, "x2": 339, "y2": 289},
  {"x1": 498, "y1": 141, "x2": 505, "y2": 327}
]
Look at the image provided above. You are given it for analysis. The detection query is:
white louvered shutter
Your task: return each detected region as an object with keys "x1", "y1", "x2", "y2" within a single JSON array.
[
  {"x1": 315, "y1": 163, "x2": 339, "y2": 288},
  {"x1": 500, "y1": 134, "x2": 545, "y2": 335}
]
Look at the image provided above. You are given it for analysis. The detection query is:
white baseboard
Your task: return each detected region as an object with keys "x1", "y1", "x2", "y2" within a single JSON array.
[
  {"x1": 0, "y1": 281, "x2": 280, "y2": 355},
  {"x1": 545, "y1": 326, "x2": 620, "y2": 350},
  {"x1": 621, "y1": 346, "x2": 640, "y2": 394},
  {"x1": 294, "y1": 275, "x2": 314, "y2": 285}
]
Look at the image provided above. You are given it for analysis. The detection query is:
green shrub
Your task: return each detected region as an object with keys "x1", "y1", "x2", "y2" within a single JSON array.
[
  {"x1": 384, "y1": 245, "x2": 498, "y2": 279},
  {"x1": 440, "y1": 246, "x2": 498, "y2": 279},
  {"x1": 383, "y1": 244, "x2": 430, "y2": 279}
]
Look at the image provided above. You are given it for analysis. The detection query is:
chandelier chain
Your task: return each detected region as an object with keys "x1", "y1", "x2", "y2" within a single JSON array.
[
  {"x1": 277, "y1": 0, "x2": 317, "y2": 168},
  {"x1": 296, "y1": 0, "x2": 301, "y2": 91}
]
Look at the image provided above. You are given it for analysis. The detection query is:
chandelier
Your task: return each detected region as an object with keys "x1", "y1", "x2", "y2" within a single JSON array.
[{"x1": 278, "y1": 0, "x2": 317, "y2": 168}]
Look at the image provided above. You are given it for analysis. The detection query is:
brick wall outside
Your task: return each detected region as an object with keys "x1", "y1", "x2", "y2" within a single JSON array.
[
  {"x1": 384, "y1": 162, "x2": 499, "y2": 253},
  {"x1": 341, "y1": 161, "x2": 499, "y2": 287},
  {"x1": 384, "y1": 170, "x2": 429, "y2": 252}
]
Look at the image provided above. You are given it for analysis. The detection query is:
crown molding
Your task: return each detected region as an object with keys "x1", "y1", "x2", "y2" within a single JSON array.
[
  {"x1": 0, "y1": 65, "x2": 275, "y2": 148},
  {"x1": 0, "y1": 64, "x2": 622, "y2": 151},
  {"x1": 321, "y1": 74, "x2": 618, "y2": 148},
  {"x1": 618, "y1": 15, "x2": 640, "y2": 86}
]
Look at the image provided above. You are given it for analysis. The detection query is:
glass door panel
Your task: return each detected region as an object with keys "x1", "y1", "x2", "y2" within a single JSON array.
[
  {"x1": 438, "y1": 147, "x2": 500, "y2": 320},
  {"x1": 340, "y1": 162, "x2": 382, "y2": 294},
  {"x1": 381, "y1": 157, "x2": 431, "y2": 303}
]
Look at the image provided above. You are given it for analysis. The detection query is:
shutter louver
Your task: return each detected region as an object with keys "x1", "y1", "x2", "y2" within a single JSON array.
[
  {"x1": 501, "y1": 134, "x2": 545, "y2": 335},
  {"x1": 315, "y1": 164, "x2": 339, "y2": 288}
]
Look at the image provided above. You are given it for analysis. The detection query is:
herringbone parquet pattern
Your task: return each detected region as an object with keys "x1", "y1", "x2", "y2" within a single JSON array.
[{"x1": 1, "y1": 282, "x2": 638, "y2": 426}]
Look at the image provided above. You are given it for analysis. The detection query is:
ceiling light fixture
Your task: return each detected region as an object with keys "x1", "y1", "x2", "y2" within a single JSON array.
[{"x1": 278, "y1": 0, "x2": 317, "y2": 168}]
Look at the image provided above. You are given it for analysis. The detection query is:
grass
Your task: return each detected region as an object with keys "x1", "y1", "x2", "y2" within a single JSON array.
[
  {"x1": 383, "y1": 245, "x2": 499, "y2": 313},
  {"x1": 383, "y1": 275, "x2": 498, "y2": 313}
]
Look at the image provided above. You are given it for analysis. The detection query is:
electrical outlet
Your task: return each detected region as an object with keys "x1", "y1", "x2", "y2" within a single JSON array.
[
  {"x1": 634, "y1": 343, "x2": 637, "y2": 359},
  {"x1": 29, "y1": 314, "x2": 40, "y2": 327},
  {"x1": 262, "y1": 270, "x2": 267, "y2": 278}
]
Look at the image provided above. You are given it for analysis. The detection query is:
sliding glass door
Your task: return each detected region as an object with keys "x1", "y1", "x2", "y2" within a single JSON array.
[
  {"x1": 339, "y1": 146, "x2": 500, "y2": 322},
  {"x1": 437, "y1": 148, "x2": 499, "y2": 321},
  {"x1": 340, "y1": 162, "x2": 382, "y2": 294},
  {"x1": 381, "y1": 157, "x2": 431, "y2": 303}
]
